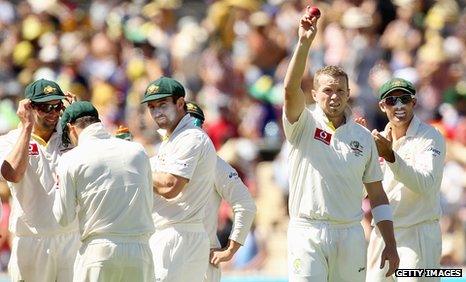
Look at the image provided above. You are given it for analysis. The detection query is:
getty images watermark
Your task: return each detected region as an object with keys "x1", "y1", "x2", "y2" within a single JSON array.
[{"x1": 395, "y1": 268, "x2": 463, "y2": 278}]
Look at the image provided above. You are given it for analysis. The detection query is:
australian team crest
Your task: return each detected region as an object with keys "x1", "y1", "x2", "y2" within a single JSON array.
[
  {"x1": 186, "y1": 103, "x2": 196, "y2": 112},
  {"x1": 43, "y1": 85, "x2": 56, "y2": 94},
  {"x1": 147, "y1": 84, "x2": 159, "y2": 94},
  {"x1": 349, "y1": 140, "x2": 363, "y2": 157}
]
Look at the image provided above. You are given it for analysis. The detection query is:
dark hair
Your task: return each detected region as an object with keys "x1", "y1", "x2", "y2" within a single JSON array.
[
  {"x1": 72, "y1": 115, "x2": 101, "y2": 128},
  {"x1": 62, "y1": 115, "x2": 101, "y2": 146}
]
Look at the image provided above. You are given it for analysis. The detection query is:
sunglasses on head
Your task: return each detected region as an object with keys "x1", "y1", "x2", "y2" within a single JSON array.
[
  {"x1": 382, "y1": 94, "x2": 415, "y2": 106},
  {"x1": 32, "y1": 102, "x2": 64, "y2": 113}
]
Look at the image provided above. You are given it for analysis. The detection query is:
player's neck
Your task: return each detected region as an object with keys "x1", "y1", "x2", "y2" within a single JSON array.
[
  {"x1": 390, "y1": 123, "x2": 409, "y2": 141},
  {"x1": 33, "y1": 126, "x2": 54, "y2": 143},
  {"x1": 328, "y1": 115, "x2": 346, "y2": 129}
]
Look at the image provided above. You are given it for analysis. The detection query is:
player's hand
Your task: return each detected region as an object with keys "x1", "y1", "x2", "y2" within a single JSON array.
[
  {"x1": 64, "y1": 91, "x2": 77, "y2": 107},
  {"x1": 354, "y1": 117, "x2": 368, "y2": 128},
  {"x1": 380, "y1": 243, "x2": 399, "y2": 277},
  {"x1": 209, "y1": 248, "x2": 234, "y2": 267},
  {"x1": 298, "y1": 7, "x2": 318, "y2": 43},
  {"x1": 372, "y1": 127, "x2": 395, "y2": 162},
  {"x1": 17, "y1": 99, "x2": 35, "y2": 129}
]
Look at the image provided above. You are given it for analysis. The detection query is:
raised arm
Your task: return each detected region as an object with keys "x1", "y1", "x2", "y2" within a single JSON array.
[
  {"x1": 1, "y1": 100, "x2": 35, "y2": 183},
  {"x1": 284, "y1": 11, "x2": 318, "y2": 123}
]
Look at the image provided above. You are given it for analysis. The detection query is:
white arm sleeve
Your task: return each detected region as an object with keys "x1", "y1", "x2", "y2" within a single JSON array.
[
  {"x1": 215, "y1": 157, "x2": 256, "y2": 245},
  {"x1": 387, "y1": 131, "x2": 445, "y2": 194}
]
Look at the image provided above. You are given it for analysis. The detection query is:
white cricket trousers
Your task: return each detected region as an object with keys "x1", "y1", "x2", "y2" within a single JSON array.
[
  {"x1": 149, "y1": 222, "x2": 209, "y2": 282},
  {"x1": 204, "y1": 263, "x2": 221, "y2": 282},
  {"x1": 8, "y1": 231, "x2": 81, "y2": 282},
  {"x1": 73, "y1": 235, "x2": 154, "y2": 282},
  {"x1": 366, "y1": 221, "x2": 441, "y2": 282},
  {"x1": 288, "y1": 218, "x2": 367, "y2": 282}
]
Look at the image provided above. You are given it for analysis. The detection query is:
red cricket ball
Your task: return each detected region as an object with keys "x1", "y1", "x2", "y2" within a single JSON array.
[{"x1": 306, "y1": 6, "x2": 321, "y2": 19}]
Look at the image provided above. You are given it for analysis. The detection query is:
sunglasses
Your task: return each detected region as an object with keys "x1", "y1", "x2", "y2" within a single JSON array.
[
  {"x1": 382, "y1": 95, "x2": 415, "y2": 106},
  {"x1": 32, "y1": 102, "x2": 64, "y2": 113}
]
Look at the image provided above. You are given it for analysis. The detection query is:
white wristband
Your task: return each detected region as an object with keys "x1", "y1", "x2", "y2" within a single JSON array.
[{"x1": 371, "y1": 204, "x2": 393, "y2": 224}]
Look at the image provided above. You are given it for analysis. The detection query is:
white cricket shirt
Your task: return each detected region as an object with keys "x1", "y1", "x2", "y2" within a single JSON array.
[
  {"x1": 150, "y1": 114, "x2": 217, "y2": 228},
  {"x1": 0, "y1": 125, "x2": 78, "y2": 236},
  {"x1": 379, "y1": 115, "x2": 445, "y2": 228},
  {"x1": 53, "y1": 123, "x2": 154, "y2": 241},
  {"x1": 283, "y1": 104, "x2": 383, "y2": 223},
  {"x1": 204, "y1": 156, "x2": 256, "y2": 248}
]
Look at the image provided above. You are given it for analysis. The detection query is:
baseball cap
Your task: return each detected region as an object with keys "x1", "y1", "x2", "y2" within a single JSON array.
[
  {"x1": 24, "y1": 79, "x2": 65, "y2": 102},
  {"x1": 141, "y1": 77, "x2": 185, "y2": 104},
  {"x1": 378, "y1": 78, "x2": 416, "y2": 100},
  {"x1": 186, "y1": 102, "x2": 205, "y2": 122}
]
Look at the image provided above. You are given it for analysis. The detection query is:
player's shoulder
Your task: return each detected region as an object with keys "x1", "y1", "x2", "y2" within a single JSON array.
[
  {"x1": 59, "y1": 147, "x2": 81, "y2": 168},
  {"x1": 176, "y1": 126, "x2": 210, "y2": 144},
  {"x1": 112, "y1": 138, "x2": 149, "y2": 157},
  {"x1": 349, "y1": 121, "x2": 373, "y2": 138},
  {"x1": 0, "y1": 128, "x2": 21, "y2": 143},
  {"x1": 113, "y1": 137, "x2": 144, "y2": 149},
  {"x1": 216, "y1": 156, "x2": 235, "y2": 173},
  {"x1": 418, "y1": 121, "x2": 445, "y2": 142}
]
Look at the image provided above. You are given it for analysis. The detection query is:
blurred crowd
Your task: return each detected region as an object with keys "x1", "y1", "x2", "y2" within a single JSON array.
[{"x1": 0, "y1": 0, "x2": 465, "y2": 275}]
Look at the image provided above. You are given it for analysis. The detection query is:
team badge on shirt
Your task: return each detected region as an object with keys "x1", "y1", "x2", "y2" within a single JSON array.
[
  {"x1": 314, "y1": 128, "x2": 332, "y2": 145},
  {"x1": 28, "y1": 142, "x2": 39, "y2": 156},
  {"x1": 349, "y1": 140, "x2": 364, "y2": 157},
  {"x1": 293, "y1": 258, "x2": 302, "y2": 274}
]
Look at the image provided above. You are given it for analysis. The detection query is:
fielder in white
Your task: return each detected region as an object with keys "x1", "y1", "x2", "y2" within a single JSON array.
[
  {"x1": 142, "y1": 77, "x2": 217, "y2": 282},
  {"x1": 0, "y1": 79, "x2": 80, "y2": 282},
  {"x1": 52, "y1": 101, "x2": 155, "y2": 282},
  {"x1": 363, "y1": 78, "x2": 446, "y2": 282},
  {"x1": 283, "y1": 12, "x2": 399, "y2": 281},
  {"x1": 186, "y1": 102, "x2": 257, "y2": 282}
]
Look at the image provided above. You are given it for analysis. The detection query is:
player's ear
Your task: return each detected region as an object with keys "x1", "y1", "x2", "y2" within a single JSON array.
[
  {"x1": 311, "y1": 89, "x2": 317, "y2": 100},
  {"x1": 177, "y1": 97, "x2": 185, "y2": 111},
  {"x1": 378, "y1": 101, "x2": 386, "y2": 113}
]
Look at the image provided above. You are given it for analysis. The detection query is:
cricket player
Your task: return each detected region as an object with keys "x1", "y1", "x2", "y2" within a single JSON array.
[
  {"x1": 186, "y1": 102, "x2": 257, "y2": 282},
  {"x1": 52, "y1": 101, "x2": 155, "y2": 282},
  {"x1": 365, "y1": 78, "x2": 446, "y2": 282},
  {"x1": 283, "y1": 12, "x2": 399, "y2": 281},
  {"x1": 0, "y1": 79, "x2": 80, "y2": 282},
  {"x1": 141, "y1": 77, "x2": 217, "y2": 282}
]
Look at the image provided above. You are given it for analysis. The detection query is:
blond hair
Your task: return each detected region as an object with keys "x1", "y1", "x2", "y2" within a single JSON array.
[{"x1": 314, "y1": 66, "x2": 349, "y2": 90}]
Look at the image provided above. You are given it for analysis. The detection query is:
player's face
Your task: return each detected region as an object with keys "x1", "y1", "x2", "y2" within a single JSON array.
[
  {"x1": 312, "y1": 74, "x2": 349, "y2": 118},
  {"x1": 147, "y1": 97, "x2": 180, "y2": 130},
  {"x1": 32, "y1": 100, "x2": 63, "y2": 131},
  {"x1": 379, "y1": 90, "x2": 416, "y2": 128}
]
